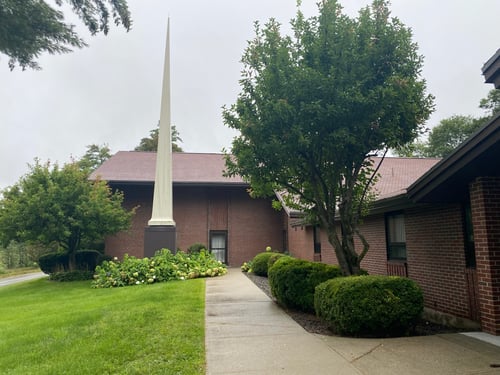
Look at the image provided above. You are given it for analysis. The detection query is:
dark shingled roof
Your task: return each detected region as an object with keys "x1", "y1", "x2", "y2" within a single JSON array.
[
  {"x1": 90, "y1": 151, "x2": 246, "y2": 185},
  {"x1": 92, "y1": 151, "x2": 439, "y2": 197}
]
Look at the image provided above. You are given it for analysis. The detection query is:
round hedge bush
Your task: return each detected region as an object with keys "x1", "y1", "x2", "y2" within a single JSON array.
[
  {"x1": 314, "y1": 275, "x2": 424, "y2": 337},
  {"x1": 268, "y1": 257, "x2": 342, "y2": 312},
  {"x1": 251, "y1": 252, "x2": 279, "y2": 276}
]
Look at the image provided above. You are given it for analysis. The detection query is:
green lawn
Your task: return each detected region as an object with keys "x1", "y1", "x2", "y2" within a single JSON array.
[{"x1": 0, "y1": 278, "x2": 205, "y2": 374}]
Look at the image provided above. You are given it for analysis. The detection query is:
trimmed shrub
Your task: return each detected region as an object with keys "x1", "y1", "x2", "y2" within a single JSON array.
[
  {"x1": 187, "y1": 243, "x2": 207, "y2": 254},
  {"x1": 39, "y1": 252, "x2": 68, "y2": 274},
  {"x1": 314, "y1": 275, "x2": 424, "y2": 337},
  {"x1": 268, "y1": 257, "x2": 342, "y2": 312},
  {"x1": 39, "y1": 250, "x2": 109, "y2": 275},
  {"x1": 75, "y1": 250, "x2": 107, "y2": 271},
  {"x1": 50, "y1": 270, "x2": 94, "y2": 281},
  {"x1": 251, "y1": 252, "x2": 278, "y2": 276},
  {"x1": 267, "y1": 253, "x2": 288, "y2": 269}
]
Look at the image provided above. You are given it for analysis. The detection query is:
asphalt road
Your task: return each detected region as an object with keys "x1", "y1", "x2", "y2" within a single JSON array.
[{"x1": 0, "y1": 272, "x2": 47, "y2": 287}]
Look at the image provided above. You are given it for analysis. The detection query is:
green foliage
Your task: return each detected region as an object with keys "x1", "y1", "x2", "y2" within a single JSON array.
[
  {"x1": 479, "y1": 89, "x2": 500, "y2": 118},
  {"x1": 0, "y1": 240, "x2": 45, "y2": 269},
  {"x1": 0, "y1": 160, "x2": 134, "y2": 270},
  {"x1": 267, "y1": 252, "x2": 288, "y2": 269},
  {"x1": 92, "y1": 249, "x2": 227, "y2": 288},
  {"x1": 135, "y1": 123, "x2": 183, "y2": 152},
  {"x1": 223, "y1": 0, "x2": 433, "y2": 275},
  {"x1": 268, "y1": 257, "x2": 342, "y2": 312},
  {"x1": 39, "y1": 249, "x2": 109, "y2": 275},
  {"x1": 77, "y1": 143, "x2": 111, "y2": 172},
  {"x1": 49, "y1": 270, "x2": 94, "y2": 281},
  {"x1": 395, "y1": 89, "x2": 500, "y2": 158},
  {"x1": 0, "y1": 0, "x2": 131, "y2": 70},
  {"x1": 251, "y1": 251, "x2": 278, "y2": 276},
  {"x1": 240, "y1": 261, "x2": 253, "y2": 272},
  {"x1": 425, "y1": 115, "x2": 485, "y2": 158},
  {"x1": 314, "y1": 275, "x2": 424, "y2": 337},
  {"x1": 38, "y1": 252, "x2": 67, "y2": 274},
  {"x1": 187, "y1": 242, "x2": 207, "y2": 254}
]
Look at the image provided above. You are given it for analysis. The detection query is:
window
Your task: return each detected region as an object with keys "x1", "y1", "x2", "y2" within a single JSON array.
[
  {"x1": 386, "y1": 212, "x2": 406, "y2": 260},
  {"x1": 313, "y1": 226, "x2": 321, "y2": 254},
  {"x1": 210, "y1": 231, "x2": 227, "y2": 264}
]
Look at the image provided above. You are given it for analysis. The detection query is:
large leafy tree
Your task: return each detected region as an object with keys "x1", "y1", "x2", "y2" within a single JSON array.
[
  {"x1": 0, "y1": 160, "x2": 134, "y2": 269},
  {"x1": 223, "y1": 0, "x2": 433, "y2": 275},
  {"x1": 0, "y1": 0, "x2": 131, "y2": 70},
  {"x1": 135, "y1": 123, "x2": 183, "y2": 152}
]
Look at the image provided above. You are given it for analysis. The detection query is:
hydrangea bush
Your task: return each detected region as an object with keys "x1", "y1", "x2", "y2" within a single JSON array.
[{"x1": 92, "y1": 249, "x2": 227, "y2": 288}]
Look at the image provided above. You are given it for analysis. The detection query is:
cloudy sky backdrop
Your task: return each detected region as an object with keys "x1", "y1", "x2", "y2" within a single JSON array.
[{"x1": 1, "y1": 0, "x2": 499, "y2": 189}]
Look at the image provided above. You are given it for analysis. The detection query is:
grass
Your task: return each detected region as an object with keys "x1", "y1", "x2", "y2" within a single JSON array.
[{"x1": 0, "y1": 277, "x2": 205, "y2": 374}]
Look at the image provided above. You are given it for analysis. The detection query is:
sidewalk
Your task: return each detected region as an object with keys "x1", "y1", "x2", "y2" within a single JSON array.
[
  {"x1": 0, "y1": 271, "x2": 46, "y2": 287},
  {"x1": 205, "y1": 268, "x2": 500, "y2": 375}
]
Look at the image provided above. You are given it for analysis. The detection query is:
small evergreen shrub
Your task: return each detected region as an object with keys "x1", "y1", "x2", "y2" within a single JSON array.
[
  {"x1": 314, "y1": 275, "x2": 424, "y2": 337},
  {"x1": 251, "y1": 252, "x2": 278, "y2": 277},
  {"x1": 268, "y1": 257, "x2": 342, "y2": 312},
  {"x1": 39, "y1": 252, "x2": 69, "y2": 274},
  {"x1": 50, "y1": 270, "x2": 94, "y2": 281},
  {"x1": 39, "y1": 250, "x2": 109, "y2": 275},
  {"x1": 187, "y1": 243, "x2": 207, "y2": 254},
  {"x1": 75, "y1": 250, "x2": 106, "y2": 271}
]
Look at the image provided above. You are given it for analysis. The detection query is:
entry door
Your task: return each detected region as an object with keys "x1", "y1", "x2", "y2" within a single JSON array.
[{"x1": 210, "y1": 232, "x2": 227, "y2": 264}]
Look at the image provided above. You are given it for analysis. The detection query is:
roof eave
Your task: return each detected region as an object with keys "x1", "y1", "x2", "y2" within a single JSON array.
[
  {"x1": 407, "y1": 113, "x2": 500, "y2": 202},
  {"x1": 482, "y1": 48, "x2": 500, "y2": 89}
]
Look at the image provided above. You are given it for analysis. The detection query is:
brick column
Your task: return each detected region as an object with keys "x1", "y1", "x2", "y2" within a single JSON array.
[{"x1": 470, "y1": 177, "x2": 500, "y2": 335}]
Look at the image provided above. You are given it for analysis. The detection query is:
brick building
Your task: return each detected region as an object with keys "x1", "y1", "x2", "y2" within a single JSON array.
[
  {"x1": 93, "y1": 49, "x2": 500, "y2": 335},
  {"x1": 91, "y1": 152, "x2": 285, "y2": 267}
]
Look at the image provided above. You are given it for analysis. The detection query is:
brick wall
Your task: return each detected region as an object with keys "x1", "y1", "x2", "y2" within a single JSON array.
[
  {"x1": 286, "y1": 203, "x2": 477, "y2": 323},
  {"x1": 470, "y1": 177, "x2": 500, "y2": 335},
  {"x1": 405, "y1": 204, "x2": 471, "y2": 320},
  {"x1": 105, "y1": 185, "x2": 153, "y2": 259},
  {"x1": 358, "y1": 214, "x2": 388, "y2": 275},
  {"x1": 227, "y1": 189, "x2": 284, "y2": 266},
  {"x1": 104, "y1": 184, "x2": 283, "y2": 267},
  {"x1": 287, "y1": 224, "x2": 314, "y2": 261}
]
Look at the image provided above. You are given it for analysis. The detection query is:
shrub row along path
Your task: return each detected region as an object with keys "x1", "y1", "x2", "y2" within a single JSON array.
[
  {"x1": 0, "y1": 271, "x2": 46, "y2": 287},
  {"x1": 205, "y1": 268, "x2": 500, "y2": 375}
]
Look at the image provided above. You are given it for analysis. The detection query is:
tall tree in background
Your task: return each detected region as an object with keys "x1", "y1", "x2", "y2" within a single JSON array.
[
  {"x1": 223, "y1": 0, "x2": 433, "y2": 275},
  {"x1": 77, "y1": 143, "x2": 111, "y2": 172},
  {"x1": 135, "y1": 123, "x2": 183, "y2": 152},
  {"x1": 0, "y1": 160, "x2": 133, "y2": 269},
  {"x1": 395, "y1": 89, "x2": 500, "y2": 158},
  {"x1": 424, "y1": 115, "x2": 484, "y2": 157},
  {"x1": 479, "y1": 89, "x2": 500, "y2": 118},
  {"x1": 0, "y1": 0, "x2": 131, "y2": 70}
]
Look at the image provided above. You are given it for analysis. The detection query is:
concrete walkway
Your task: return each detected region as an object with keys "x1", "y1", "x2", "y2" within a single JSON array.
[
  {"x1": 0, "y1": 271, "x2": 46, "y2": 287},
  {"x1": 205, "y1": 268, "x2": 500, "y2": 375}
]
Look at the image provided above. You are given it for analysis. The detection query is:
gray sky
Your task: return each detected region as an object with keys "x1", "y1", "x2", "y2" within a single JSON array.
[{"x1": 1, "y1": 0, "x2": 499, "y2": 190}]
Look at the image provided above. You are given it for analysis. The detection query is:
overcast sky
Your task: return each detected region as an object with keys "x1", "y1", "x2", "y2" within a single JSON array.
[{"x1": 1, "y1": 0, "x2": 499, "y2": 190}]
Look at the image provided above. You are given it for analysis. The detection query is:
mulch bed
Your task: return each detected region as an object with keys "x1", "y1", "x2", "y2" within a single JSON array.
[{"x1": 244, "y1": 272, "x2": 465, "y2": 337}]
